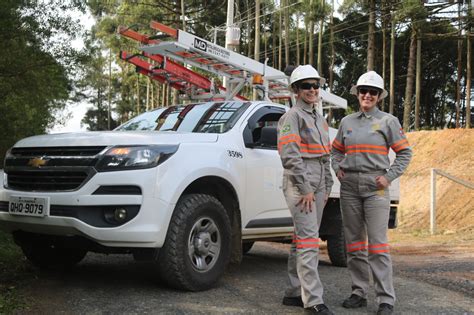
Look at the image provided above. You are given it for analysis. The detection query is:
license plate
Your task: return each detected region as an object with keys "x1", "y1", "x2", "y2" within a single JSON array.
[{"x1": 9, "y1": 196, "x2": 50, "y2": 217}]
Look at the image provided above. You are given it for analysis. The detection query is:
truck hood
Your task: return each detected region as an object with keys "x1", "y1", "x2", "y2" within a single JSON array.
[{"x1": 14, "y1": 131, "x2": 219, "y2": 147}]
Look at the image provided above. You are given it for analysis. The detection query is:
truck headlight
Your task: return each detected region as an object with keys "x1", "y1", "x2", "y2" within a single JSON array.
[{"x1": 96, "y1": 145, "x2": 178, "y2": 172}]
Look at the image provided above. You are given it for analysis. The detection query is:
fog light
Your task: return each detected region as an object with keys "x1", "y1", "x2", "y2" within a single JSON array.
[{"x1": 114, "y1": 208, "x2": 127, "y2": 222}]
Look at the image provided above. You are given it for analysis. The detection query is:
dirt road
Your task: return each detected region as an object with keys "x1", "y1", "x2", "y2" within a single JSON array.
[{"x1": 16, "y1": 239, "x2": 473, "y2": 315}]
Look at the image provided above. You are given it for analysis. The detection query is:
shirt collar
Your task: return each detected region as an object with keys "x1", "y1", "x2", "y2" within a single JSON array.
[
  {"x1": 357, "y1": 106, "x2": 379, "y2": 118},
  {"x1": 295, "y1": 98, "x2": 315, "y2": 114}
]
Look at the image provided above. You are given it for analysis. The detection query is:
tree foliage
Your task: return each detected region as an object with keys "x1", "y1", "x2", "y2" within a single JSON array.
[{"x1": 0, "y1": 0, "x2": 85, "y2": 164}]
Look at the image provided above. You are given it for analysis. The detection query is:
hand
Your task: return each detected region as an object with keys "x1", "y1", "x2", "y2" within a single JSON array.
[
  {"x1": 324, "y1": 193, "x2": 329, "y2": 206},
  {"x1": 297, "y1": 192, "x2": 315, "y2": 213},
  {"x1": 375, "y1": 176, "x2": 389, "y2": 189},
  {"x1": 337, "y1": 169, "x2": 345, "y2": 180}
]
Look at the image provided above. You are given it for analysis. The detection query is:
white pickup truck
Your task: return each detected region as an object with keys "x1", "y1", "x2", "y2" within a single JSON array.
[{"x1": 0, "y1": 101, "x2": 399, "y2": 291}]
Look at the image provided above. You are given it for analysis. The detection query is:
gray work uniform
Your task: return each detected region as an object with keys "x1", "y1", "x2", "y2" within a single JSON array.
[
  {"x1": 277, "y1": 98, "x2": 333, "y2": 308},
  {"x1": 331, "y1": 107, "x2": 412, "y2": 305}
]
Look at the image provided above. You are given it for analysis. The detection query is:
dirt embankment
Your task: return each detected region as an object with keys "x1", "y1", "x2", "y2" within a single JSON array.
[{"x1": 398, "y1": 129, "x2": 474, "y2": 234}]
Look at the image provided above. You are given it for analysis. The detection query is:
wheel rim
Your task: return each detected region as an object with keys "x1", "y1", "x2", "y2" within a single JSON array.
[{"x1": 188, "y1": 216, "x2": 221, "y2": 273}]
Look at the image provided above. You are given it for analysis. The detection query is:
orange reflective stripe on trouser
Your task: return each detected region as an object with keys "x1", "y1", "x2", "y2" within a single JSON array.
[
  {"x1": 346, "y1": 241, "x2": 368, "y2": 252},
  {"x1": 294, "y1": 237, "x2": 321, "y2": 249},
  {"x1": 368, "y1": 243, "x2": 390, "y2": 254}
]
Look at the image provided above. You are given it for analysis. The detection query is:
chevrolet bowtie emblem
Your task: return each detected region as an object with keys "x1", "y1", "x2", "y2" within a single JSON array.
[{"x1": 28, "y1": 157, "x2": 48, "y2": 168}]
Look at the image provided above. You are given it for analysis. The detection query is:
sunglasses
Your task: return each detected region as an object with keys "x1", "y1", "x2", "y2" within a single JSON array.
[
  {"x1": 299, "y1": 82, "x2": 320, "y2": 90},
  {"x1": 358, "y1": 88, "x2": 380, "y2": 96}
]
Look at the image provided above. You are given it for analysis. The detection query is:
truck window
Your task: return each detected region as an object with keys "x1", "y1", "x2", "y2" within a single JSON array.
[
  {"x1": 243, "y1": 106, "x2": 285, "y2": 149},
  {"x1": 114, "y1": 102, "x2": 250, "y2": 133}
]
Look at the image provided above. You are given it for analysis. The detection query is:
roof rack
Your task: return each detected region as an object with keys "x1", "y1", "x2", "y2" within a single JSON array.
[{"x1": 118, "y1": 21, "x2": 347, "y2": 110}]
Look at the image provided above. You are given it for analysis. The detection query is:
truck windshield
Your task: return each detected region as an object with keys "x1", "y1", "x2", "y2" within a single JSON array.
[{"x1": 115, "y1": 101, "x2": 250, "y2": 133}]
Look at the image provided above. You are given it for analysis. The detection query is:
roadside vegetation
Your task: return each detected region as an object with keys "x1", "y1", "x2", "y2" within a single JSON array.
[{"x1": 0, "y1": 230, "x2": 31, "y2": 313}]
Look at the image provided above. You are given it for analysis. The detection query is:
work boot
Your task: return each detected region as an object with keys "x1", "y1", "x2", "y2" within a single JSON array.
[
  {"x1": 304, "y1": 304, "x2": 334, "y2": 315},
  {"x1": 342, "y1": 294, "x2": 367, "y2": 308},
  {"x1": 377, "y1": 303, "x2": 394, "y2": 315},
  {"x1": 282, "y1": 295, "x2": 303, "y2": 307}
]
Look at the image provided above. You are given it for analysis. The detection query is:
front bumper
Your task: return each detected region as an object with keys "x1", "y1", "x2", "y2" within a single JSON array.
[{"x1": 0, "y1": 168, "x2": 173, "y2": 248}]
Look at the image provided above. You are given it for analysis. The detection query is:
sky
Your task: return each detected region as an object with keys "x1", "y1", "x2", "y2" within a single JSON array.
[{"x1": 49, "y1": 10, "x2": 95, "y2": 134}]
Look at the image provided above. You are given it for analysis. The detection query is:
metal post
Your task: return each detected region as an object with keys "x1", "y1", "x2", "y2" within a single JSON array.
[
  {"x1": 224, "y1": 0, "x2": 235, "y2": 89},
  {"x1": 430, "y1": 168, "x2": 436, "y2": 235}
]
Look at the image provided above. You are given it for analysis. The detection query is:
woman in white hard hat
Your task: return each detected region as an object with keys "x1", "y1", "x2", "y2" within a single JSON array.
[
  {"x1": 331, "y1": 71, "x2": 412, "y2": 315},
  {"x1": 277, "y1": 65, "x2": 334, "y2": 315}
]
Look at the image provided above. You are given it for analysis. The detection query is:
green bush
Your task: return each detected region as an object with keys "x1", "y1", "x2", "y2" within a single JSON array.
[{"x1": 0, "y1": 230, "x2": 28, "y2": 313}]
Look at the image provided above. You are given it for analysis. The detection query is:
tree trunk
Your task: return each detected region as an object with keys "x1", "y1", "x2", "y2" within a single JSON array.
[
  {"x1": 381, "y1": 0, "x2": 390, "y2": 112},
  {"x1": 108, "y1": 49, "x2": 112, "y2": 130},
  {"x1": 455, "y1": 1, "x2": 463, "y2": 128},
  {"x1": 317, "y1": 12, "x2": 323, "y2": 75},
  {"x1": 403, "y1": 29, "x2": 417, "y2": 131},
  {"x1": 466, "y1": 0, "x2": 472, "y2": 128},
  {"x1": 415, "y1": 38, "x2": 421, "y2": 130},
  {"x1": 247, "y1": 0, "x2": 253, "y2": 58},
  {"x1": 284, "y1": 0, "x2": 290, "y2": 68},
  {"x1": 279, "y1": 8, "x2": 282, "y2": 70},
  {"x1": 389, "y1": 11, "x2": 396, "y2": 115},
  {"x1": 146, "y1": 77, "x2": 150, "y2": 112},
  {"x1": 328, "y1": 0, "x2": 335, "y2": 125},
  {"x1": 296, "y1": 13, "x2": 300, "y2": 65},
  {"x1": 304, "y1": 18, "x2": 308, "y2": 64},
  {"x1": 272, "y1": 13, "x2": 276, "y2": 67},
  {"x1": 367, "y1": 0, "x2": 375, "y2": 71},
  {"x1": 309, "y1": 0, "x2": 314, "y2": 65},
  {"x1": 136, "y1": 76, "x2": 140, "y2": 115}
]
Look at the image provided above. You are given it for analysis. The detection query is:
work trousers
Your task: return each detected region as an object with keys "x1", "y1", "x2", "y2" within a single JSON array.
[
  {"x1": 340, "y1": 171, "x2": 395, "y2": 305},
  {"x1": 283, "y1": 159, "x2": 326, "y2": 308}
]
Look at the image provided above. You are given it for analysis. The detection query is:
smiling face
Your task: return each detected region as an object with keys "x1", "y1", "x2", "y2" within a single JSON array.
[
  {"x1": 296, "y1": 79, "x2": 320, "y2": 105},
  {"x1": 357, "y1": 85, "x2": 381, "y2": 112}
]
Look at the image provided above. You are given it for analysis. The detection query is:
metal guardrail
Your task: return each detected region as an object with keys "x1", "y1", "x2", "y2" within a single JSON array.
[{"x1": 430, "y1": 168, "x2": 474, "y2": 234}]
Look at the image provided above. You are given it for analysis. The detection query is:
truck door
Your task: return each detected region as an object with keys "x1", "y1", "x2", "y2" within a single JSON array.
[{"x1": 240, "y1": 105, "x2": 292, "y2": 233}]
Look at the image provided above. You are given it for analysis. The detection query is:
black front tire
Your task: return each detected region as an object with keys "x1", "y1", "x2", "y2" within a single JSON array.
[
  {"x1": 327, "y1": 228, "x2": 347, "y2": 267},
  {"x1": 158, "y1": 194, "x2": 231, "y2": 291}
]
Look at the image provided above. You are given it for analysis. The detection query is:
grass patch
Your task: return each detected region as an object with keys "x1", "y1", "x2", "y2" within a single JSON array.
[{"x1": 0, "y1": 230, "x2": 32, "y2": 313}]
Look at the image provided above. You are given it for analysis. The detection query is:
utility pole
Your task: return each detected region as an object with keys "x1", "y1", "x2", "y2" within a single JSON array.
[
  {"x1": 224, "y1": 0, "x2": 238, "y2": 89},
  {"x1": 253, "y1": 0, "x2": 261, "y2": 100},
  {"x1": 181, "y1": 0, "x2": 185, "y2": 30}
]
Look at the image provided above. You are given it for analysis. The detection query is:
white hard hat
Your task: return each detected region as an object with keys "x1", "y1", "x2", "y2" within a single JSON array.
[
  {"x1": 289, "y1": 65, "x2": 326, "y2": 86},
  {"x1": 350, "y1": 71, "x2": 388, "y2": 99}
]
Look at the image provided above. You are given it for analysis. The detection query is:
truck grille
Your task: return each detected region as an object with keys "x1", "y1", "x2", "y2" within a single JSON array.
[
  {"x1": 7, "y1": 170, "x2": 90, "y2": 191},
  {"x1": 10, "y1": 146, "x2": 105, "y2": 157},
  {"x1": 4, "y1": 146, "x2": 106, "y2": 192}
]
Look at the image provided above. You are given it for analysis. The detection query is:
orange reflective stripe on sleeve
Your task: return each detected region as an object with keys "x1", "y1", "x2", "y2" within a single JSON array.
[
  {"x1": 391, "y1": 139, "x2": 410, "y2": 152},
  {"x1": 332, "y1": 139, "x2": 345, "y2": 152},
  {"x1": 278, "y1": 134, "x2": 301, "y2": 151}
]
